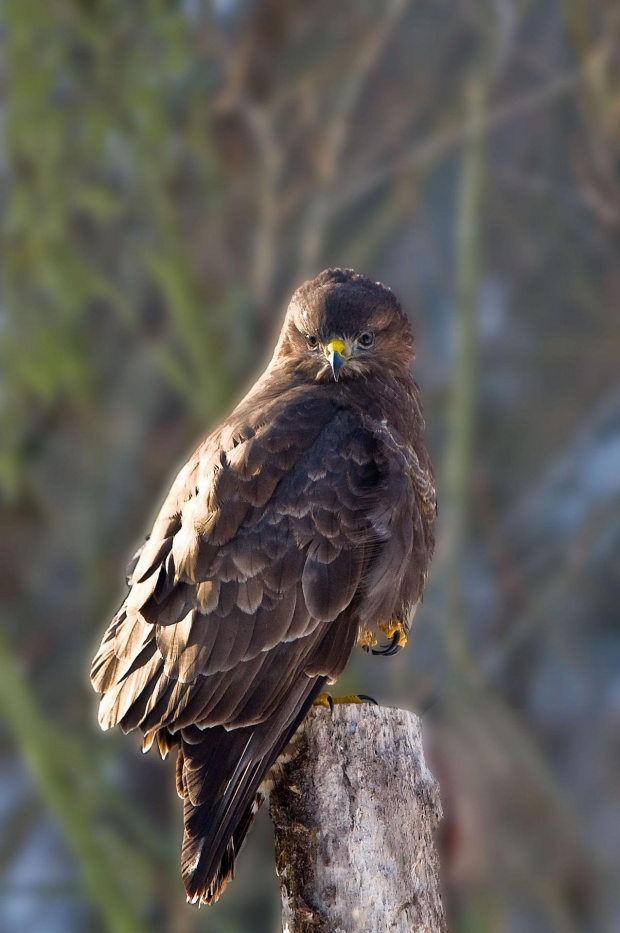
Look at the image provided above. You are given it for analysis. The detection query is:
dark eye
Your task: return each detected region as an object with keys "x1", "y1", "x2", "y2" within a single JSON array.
[
  {"x1": 306, "y1": 334, "x2": 319, "y2": 350},
  {"x1": 358, "y1": 332, "x2": 374, "y2": 348}
]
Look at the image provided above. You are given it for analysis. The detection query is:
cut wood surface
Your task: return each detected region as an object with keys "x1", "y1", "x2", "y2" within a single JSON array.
[{"x1": 269, "y1": 703, "x2": 446, "y2": 933}]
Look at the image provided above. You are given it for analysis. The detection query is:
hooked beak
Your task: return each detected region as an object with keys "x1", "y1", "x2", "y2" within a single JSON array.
[{"x1": 326, "y1": 339, "x2": 348, "y2": 381}]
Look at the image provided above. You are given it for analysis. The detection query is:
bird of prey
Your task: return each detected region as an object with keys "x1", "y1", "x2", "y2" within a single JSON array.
[{"x1": 91, "y1": 268, "x2": 436, "y2": 905}]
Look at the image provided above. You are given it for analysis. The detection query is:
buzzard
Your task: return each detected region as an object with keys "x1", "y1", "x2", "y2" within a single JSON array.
[{"x1": 91, "y1": 268, "x2": 436, "y2": 904}]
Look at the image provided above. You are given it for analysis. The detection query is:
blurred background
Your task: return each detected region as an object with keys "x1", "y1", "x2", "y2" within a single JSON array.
[{"x1": 1, "y1": 1, "x2": 619, "y2": 931}]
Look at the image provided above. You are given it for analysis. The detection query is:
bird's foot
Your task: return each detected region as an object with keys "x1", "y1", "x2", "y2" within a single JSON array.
[
  {"x1": 358, "y1": 627, "x2": 378, "y2": 653},
  {"x1": 314, "y1": 692, "x2": 378, "y2": 713},
  {"x1": 372, "y1": 619, "x2": 408, "y2": 656}
]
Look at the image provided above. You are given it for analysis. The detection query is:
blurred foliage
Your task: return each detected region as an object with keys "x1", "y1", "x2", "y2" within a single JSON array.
[{"x1": 1, "y1": 1, "x2": 619, "y2": 931}]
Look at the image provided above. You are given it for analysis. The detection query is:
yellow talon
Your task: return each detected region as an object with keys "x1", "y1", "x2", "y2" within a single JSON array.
[
  {"x1": 378, "y1": 619, "x2": 408, "y2": 648},
  {"x1": 358, "y1": 628, "x2": 378, "y2": 651},
  {"x1": 333, "y1": 695, "x2": 370, "y2": 705},
  {"x1": 313, "y1": 693, "x2": 332, "y2": 708},
  {"x1": 314, "y1": 693, "x2": 376, "y2": 707}
]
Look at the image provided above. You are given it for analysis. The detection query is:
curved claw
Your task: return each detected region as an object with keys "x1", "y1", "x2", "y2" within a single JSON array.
[
  {"x1": 356, "y1": 694, "x2": 378, "y2": 705},
  {"x1": 314, "y1": 693, "x2": 335, "y2": 714},
  {"x1": 372, "y1": 630, "x2": 403, "y2": 657}
]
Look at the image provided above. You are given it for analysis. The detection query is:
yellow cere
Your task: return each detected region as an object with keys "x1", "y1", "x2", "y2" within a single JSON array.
[{"x1": 326, "y1": 338, "x2": 347, "y2": 356}]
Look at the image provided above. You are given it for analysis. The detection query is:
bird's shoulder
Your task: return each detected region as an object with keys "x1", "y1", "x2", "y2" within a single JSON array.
[{"x1": 126, "y1": 381, "x2": 359, "y2": 587}]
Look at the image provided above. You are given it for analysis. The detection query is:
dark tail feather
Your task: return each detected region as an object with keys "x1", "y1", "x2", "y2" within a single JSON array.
[{"x1": 178, "y1": 677, "x2": 326, "y2": 904}]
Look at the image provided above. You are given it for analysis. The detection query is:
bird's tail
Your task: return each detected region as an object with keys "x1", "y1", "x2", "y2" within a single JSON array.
[{"x1": 176, "y1": 678, "x2": 326, "y2": 904}]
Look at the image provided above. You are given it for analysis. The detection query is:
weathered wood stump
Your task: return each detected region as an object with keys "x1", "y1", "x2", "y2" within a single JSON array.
[{"x1": 269, "y1": 704, "x2": 446, "y2": 933}]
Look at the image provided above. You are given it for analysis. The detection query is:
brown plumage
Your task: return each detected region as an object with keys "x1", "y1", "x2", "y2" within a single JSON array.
[{"x1": 91, "y1": 268, "x2": 436, "y2": 904}]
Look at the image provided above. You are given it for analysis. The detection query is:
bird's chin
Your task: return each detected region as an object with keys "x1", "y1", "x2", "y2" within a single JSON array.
[{"x1": 315, "y1": 359, "x2": 366, "y2": 383}]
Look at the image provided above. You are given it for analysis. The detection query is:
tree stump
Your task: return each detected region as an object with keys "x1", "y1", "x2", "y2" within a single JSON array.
[{"x1": 269, "y1": 704, "x2": 446, "y2": 933}]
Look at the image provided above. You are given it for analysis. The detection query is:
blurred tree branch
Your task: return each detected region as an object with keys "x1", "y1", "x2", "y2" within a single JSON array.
[
  {"x1": 333, "y1": 68, "x2": 583, "y2": 215},
  {"x1": 440, "y1": 71, "x2": 488, "y2": 685},
  {"x1": 298, "y1": 0, "x2": 410, "y2": 276},
  {"x1": 0, "y1": 630, "x2": 150, "y2": 932}
]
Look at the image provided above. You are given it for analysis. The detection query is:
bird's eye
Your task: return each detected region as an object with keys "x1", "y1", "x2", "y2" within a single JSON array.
[
  {"x1": 306, "y1": 334, "x2": 319, "y2": 350},
  {"x1": 358, "y1": 332, "x2": 374, "y2": 348}
]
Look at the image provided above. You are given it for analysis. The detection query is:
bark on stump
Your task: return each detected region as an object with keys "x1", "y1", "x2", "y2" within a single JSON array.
[{"x1": 269, "y1": 704, "x2": 446, "y2": 933}]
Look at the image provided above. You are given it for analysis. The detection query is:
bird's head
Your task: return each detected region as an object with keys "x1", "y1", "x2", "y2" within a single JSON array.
[{"x1": 276, "y1": 268, "x2": 415, "y2": 383}]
